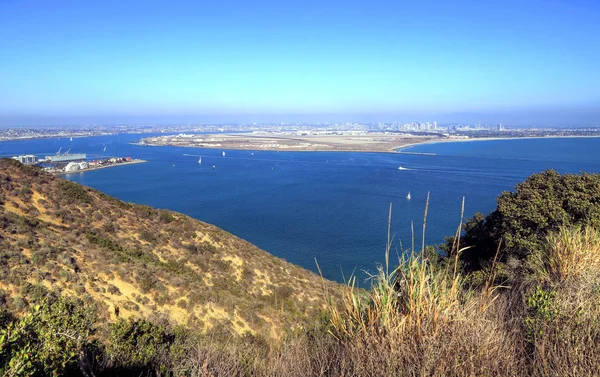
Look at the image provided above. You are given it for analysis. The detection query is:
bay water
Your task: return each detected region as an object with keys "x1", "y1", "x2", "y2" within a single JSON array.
[{"x1": 2, "y1": 135, "x2": 599, "y2": 282}]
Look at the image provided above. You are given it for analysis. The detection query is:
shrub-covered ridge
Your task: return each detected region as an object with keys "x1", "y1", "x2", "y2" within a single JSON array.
[
  {"x1": 3, "y1": 163, "x2": 600, "y2": 376},
  {"x1": 0, "y1": 158, "x2": 339, "y2": 340}
]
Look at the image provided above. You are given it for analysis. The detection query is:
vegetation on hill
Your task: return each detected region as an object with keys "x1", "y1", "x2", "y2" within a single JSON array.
[
  {"x1": 2, "y1": 161, "x2": 600, "y2": 376},
  {"x1": 0, "y1": 158, "x2": 338, "y2": 340},
  {"x1": 452, "y1": 170, "x2": 600, "y2": 274}
]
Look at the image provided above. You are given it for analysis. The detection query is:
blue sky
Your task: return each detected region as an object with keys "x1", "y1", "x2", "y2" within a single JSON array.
[{"x1": 1, "y1": 0, "x2": 599, "y2": 126}]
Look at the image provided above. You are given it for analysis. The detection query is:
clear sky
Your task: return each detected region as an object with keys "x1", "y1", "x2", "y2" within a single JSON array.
[{"x1": 1, "y1": 0, "x2": 599, "y2": 126}]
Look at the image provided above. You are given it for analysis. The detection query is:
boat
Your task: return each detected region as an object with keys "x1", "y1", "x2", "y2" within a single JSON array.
[
  {"x1": 198, "y1": 156, "x2": 202, "y2": 164},
  {"x1": 398, "y1": 166, "x2": 408, "y2": 170},
  {"x1": 222, "y1": 151, "x2": 226, "y2": 157},
  {"x1": 406, "y1": 191, "x2": 411, "y2": 200},
  {"x1": 103, "y1": 146, "x2": 106, "y2": 152},
  {"x1": 212, "y1": 165, "x2": 216, "y2": 170},
  {"x1": 70, "y1": 137, "x2": 73, "y2": 142},
  {"x1": 251, "y1": 152, "x2": 254, "y2": 156}
]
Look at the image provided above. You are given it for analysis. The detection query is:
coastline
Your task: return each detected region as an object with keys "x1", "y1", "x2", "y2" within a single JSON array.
[
  {"x1": 395, "y1": 135, "x2": 600, "y2": 153},
  {"x1": 57, "y1": 159, "x2": 147, "y2": 175},
  {"x1": 139, "y1": 135, "x2": 600, "y2": 154},
  {"x1": 137, "y1": 134, "x2": 443, "y2": 154},
  {"x1": 139, "y1": 143, "x2": 430, "y2": 154}
]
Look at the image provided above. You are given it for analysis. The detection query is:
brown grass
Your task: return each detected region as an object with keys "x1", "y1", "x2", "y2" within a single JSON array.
[
  {"x1": 4, "y1": 160, "x2": 600, "y2": 376},
  {"x1": 0, "y1": 159, "x2": 340, "y2": 338},
  {"x1": 543, "y1": 225, "x2": 600, "y2": 282}
]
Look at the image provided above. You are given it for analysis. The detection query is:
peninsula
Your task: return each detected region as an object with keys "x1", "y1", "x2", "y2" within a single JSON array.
[
  {"x1": 137, "y1": 126, "x2": 600, "y2": 153},
  {"x1": 137, "y1": 131, "x2": 444, "y2": 152}
]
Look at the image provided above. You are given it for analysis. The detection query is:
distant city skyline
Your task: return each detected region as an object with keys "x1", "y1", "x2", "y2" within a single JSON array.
[
  {"x1": 2, "y1": 106, "x2": 599, "y2": 128},
  {"x1": 1, "y1": 0, "x2": 599, "y2": 127}
]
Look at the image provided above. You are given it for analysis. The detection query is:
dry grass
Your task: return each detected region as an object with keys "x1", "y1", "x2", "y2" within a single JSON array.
[
  {"x1": 4, "y1": 160, "x2": 600, "y2": 376},
  {"x1": 0, "y1": 159, "x2": 340, "y2": 338},
  {"x1": 89, "y1": 224, "x2": 600, "y2": 377},
  {"x1": 543, "y1": 225, "x2": 600, "y2": 282},
  {"x1": 314, "y1": 209, "x2": 600, "y2": 376}
]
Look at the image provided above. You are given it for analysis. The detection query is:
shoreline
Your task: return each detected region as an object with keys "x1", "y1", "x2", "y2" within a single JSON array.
[
  {"x1": 138, "y1": 142, "x2": 429, "y2": 154},
  {"x1": 396, "y1": 135, "x2": 600, "y2": 152},
  {"x1": 57, "y1": 159, "x2": 147, "y2": 175},
  {"x1": 137, "y1": 134, "x2": 443, "y2": 154}
]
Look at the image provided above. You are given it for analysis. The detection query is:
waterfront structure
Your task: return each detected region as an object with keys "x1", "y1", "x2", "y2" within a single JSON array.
[
  {"x1": 11, "y1": 155, "x2": 38, "y2": 164},
  {"x1": 64, "y1": 162, "x2": 81, "y2": 172}
]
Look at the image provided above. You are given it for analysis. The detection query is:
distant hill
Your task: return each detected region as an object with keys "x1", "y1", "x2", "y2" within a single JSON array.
[{"x1": 0, "y1": 158, "x2": 339, "y2": 338}]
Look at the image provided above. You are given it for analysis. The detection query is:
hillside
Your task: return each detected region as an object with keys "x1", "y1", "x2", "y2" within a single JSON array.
[
  {"x1": 0, "y1": 158, "x2": 338, "y2": 338},
  {"x1": 2, "y1": 162, "x2": 600, "y2": 376}
]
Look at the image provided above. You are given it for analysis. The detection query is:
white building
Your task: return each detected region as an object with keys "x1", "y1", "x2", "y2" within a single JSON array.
[
  {"x1": 12, "y1": 155, "x2": 37, "y2": 164},
  {"x1": 78, "y1": 162, "x2": 88, "y2": 169},
  {"x1": 64, "y1": 162, "x2": 81, "y2": 172}
]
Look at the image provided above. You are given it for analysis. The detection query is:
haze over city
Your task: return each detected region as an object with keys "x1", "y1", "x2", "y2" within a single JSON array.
[{"x1": 1, "y1": 0, "x2": 599, "y2": 126}]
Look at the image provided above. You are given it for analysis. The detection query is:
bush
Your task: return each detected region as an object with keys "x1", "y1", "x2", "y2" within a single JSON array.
[
  {"x1": 86, "y1": 232, "x2": 123, "y2": 252},
  {"x1": 56, "y1": 180, "x2": 92, "y2": 204},
  {"x1": 457, "y1": 170, "x2": 600, "y2": 271},
  {"x1": 133, "y1": 205, "x2": 157, "y2": 219},
  {"x1": 159, "y1": 212, "x2": 175, "y2": 224},
  {"x1": 107, "y1": 284, "x2": 121, "y2": 295},
  {"x1": 140, "y1": 229, "x2": 157, "y2": 243},
  {"x1": 0, "y1": 297, "x2": 96, "y2": 376},
  {"x1": 106, "y1": 318, "x2": 175, "y2": 371},
  {"x1": 137, "y1": 269, "x2": 158, "y2": 293}
]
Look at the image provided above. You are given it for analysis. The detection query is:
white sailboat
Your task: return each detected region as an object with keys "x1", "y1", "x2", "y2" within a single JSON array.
[
  {"x1": 222, "y1": 151, "x2": 226, "y2": 157},
  {"x1": 398, "y1": 166, "x2": 408, "y2": 170},
  {"x1": 70, "y1": 137, "x2": 73, "y2": 142},
  {"x1": 198, "y1": 156, "x2": 202, "y2": 164},
  {"x1": 103, "y1": 146, "x2": 106, "y2": 152},
  {"x1": 406, "y1": 191, "x2": 411, "y2": 200}
]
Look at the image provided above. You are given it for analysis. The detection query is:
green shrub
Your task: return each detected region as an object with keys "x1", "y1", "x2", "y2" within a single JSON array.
[
  {"x1": 457, "y1": 170, "x2": 600, "y2": 271},
  {"x1": 86, "y1": 232, "x2": 123, "y2": 252},
  {"x1": 102, "y1": 221, "x2": 116, "y2": 233},
  {"x1": 137, "y1": 269, "x2": 158, "y2": 293},
  {"x1": 107, "y1": 284, "x2": 121, "y2": 295},
  {"x1": 525, "y1": 285, "x2": 558, "y2": 341},
  {"x1": 133, "y1": 205, "x2": 157, "y2": 219},
  {"x1": 106, "y1": 318, "x2": 174, "y2": 370},
  {"x1": 159, "y1": 212, "x2": 175, "y2": 224},
  {"x1": 0, "y1": 297, "x2": 96, "y2": 376},
  {"x1": 56, "y1": 180, "x2": 92, "y2": 204},
  {"x1": 275, "y1": 285, "x2": 294, "y2": 301},
  {"x1": 140, "y1": 229, "x2": 157, "y2": 243}
]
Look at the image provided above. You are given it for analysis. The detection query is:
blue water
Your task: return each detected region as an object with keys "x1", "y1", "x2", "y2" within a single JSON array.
[{"x1": 2, "y1": 135, "x2": 600, "y2": 283}]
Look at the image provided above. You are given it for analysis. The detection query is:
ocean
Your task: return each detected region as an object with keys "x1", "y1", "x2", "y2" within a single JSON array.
[{"x1": 2, "y1": 135, "x2": 600, "y2": 283}]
